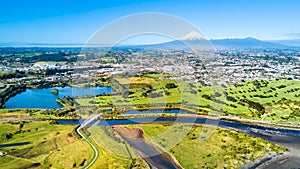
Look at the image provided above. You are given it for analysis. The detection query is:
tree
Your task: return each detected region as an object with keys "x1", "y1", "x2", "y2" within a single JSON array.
[
  {"x1": 165, "y1": 83, "x2": 177, "y2": 89},
  {"x1": 19, "y1": 122, "x2": 24, "y2": 131}
]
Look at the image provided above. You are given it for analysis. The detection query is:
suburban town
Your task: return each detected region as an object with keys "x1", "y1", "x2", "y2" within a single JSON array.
[{"x1": 1, "y1": 47, "x2": 299, "y2": 87}]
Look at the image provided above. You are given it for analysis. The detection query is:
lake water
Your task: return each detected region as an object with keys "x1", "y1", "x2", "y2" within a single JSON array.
[{"x1": 5, "y1": 86, "x2": 113, "y2": 109}]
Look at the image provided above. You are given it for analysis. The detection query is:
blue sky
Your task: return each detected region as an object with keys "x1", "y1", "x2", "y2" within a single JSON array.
[{"x1": 1, "y1": 0, "x2": 300, "y2": 43}]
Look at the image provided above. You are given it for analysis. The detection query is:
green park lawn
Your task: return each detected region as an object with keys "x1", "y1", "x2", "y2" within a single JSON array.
[
  {"x1": 226, "y1": 79, "x2": 300, "y2": 124},
  {"x1": 75, "y1": 75, "x2": 300, "y2": 125},
  {"x1": 0, "y1": 120, "x2": 151, "y2": 169},
  {"x1": 0, "y1": 108, "x2": 74, "y2": 119},
  {"x1": 0, "y1": 121, "x2": 93, "y2": 169},
  {"x1": 87, "y1": 126, "x2": 149, "y2": 169}
]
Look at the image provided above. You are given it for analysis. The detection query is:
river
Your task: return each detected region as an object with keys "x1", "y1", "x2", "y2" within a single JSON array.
[
  {"x1": 57, "y1": 116, "x2": 300, "y2": 136},
  {"x1": 124, "y1": 109, "x2": 187, "y2": 115}
]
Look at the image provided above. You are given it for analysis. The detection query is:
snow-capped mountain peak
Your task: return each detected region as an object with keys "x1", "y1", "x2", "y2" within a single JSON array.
[{"x1": 179, "y1": 31, "x2": 204, "y2": 41}]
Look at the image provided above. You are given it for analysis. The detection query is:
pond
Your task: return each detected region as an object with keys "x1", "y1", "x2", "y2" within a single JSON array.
[{"x1": 5, "y1": 86, "x2": 113, "y2": 109}]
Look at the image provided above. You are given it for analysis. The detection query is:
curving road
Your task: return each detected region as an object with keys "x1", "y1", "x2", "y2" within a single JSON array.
[{"x1": 76, "y1": 114, "x2": 100, "y2": 169}]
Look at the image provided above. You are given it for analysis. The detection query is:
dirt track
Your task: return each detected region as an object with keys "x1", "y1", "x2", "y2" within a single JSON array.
[{"x1": 114, "y1": 126, "x2": 182, "y2": 169}]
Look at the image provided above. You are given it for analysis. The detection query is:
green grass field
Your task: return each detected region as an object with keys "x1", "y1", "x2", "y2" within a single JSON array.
[
  {"x1": 0, "y1": 121, "x2": 93, "y2": 169},
  {"x1": 75, "y1": 75, "x2": 300, "y2": 125},
  {"x1": 140, "y1": 124, "x2": 286, "y2": 169},
  {"x1": 0, "y1": 108, "x2": 74, "y2": 119},
  {"x1": 226, "y1": 79, "x2": 300, "y2": 124},
  {"x1": 0, "y1": 121, "x2": 151, "y2": 169},
  {"x1": 76, "y1": 77, "x2": 213, "y2": 109},
  {"x1": 87, "y1": 126, "x2": 150, "y2": 169}
]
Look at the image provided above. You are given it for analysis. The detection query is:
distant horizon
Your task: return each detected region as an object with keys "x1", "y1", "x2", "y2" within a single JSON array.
[{"x1": 1, "y1": 36, "x2": 300, "y2": 47}]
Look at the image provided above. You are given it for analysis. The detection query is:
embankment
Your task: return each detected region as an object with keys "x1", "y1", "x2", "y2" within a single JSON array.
[
  {"x1": 114, "y1": 126, "x2": 182, "y2": 169},
  {"x1": 0, "y1": 85, "x2": 26, "y2": 108}
]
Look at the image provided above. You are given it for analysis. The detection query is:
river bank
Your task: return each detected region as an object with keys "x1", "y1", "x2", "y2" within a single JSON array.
[
  {"x1": 2, "y1": 112, "x2": 300, "y2": 136},
  {"x1": 0, "y1": 85, "x2": 26, "y2": 108},
  {"x1": 96, "y1": 105, "x2": 300, "y2": 131},
  {"x1": 114, "y1": 126, "x2": 182, "y2": 169},
  {"x1": 240, "y1": 131, "x2": 300, "y2": 169}
]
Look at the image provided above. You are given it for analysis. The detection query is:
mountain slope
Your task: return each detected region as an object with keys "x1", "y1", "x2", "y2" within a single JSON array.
[
  {"x1": 135, "y1": 32, "x2": 290, "y2": 49},
  {"x1": 211, "y1": 37, "x2": 288, "y2": 48},
  {"x1": 270, "y1": 39, "x2": 300, "y2": 47}
]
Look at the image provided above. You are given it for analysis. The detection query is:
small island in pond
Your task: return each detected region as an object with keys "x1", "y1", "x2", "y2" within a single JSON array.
[{"x1": 51, "y1": 89, "x2": 59, "y2": 95}]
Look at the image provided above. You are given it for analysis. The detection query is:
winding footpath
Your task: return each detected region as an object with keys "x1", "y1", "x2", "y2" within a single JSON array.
[{"x1": 75, "y1": 114, "x2": 100, "y2": 169}]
